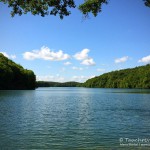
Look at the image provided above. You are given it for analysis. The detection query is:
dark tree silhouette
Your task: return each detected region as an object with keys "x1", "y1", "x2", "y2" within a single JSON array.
[
  {"x1": 0, "y1": 0, "x2": 149, "y2": 19},
  {"x1": 36, "y1": 81, "x2": 80, "y2": 87},
  {"x1": 0, "y1": 53, "x2": 36, "y2": 90}
]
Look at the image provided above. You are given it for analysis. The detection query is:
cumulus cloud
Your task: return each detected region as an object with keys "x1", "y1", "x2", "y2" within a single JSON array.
[
  {"x1": 73, "y1": 49, "x2": 89, "y2": 60},
  {"x1": 115, "y1": 56, "x2": 129, "y2": 63},
  {"x1": 36, "y1": 75, "x2": 95, "y2": 83},
  {"x1": 36, "y1": 75, "x2": 54, "y2": 81},
  {"x1": 138, "y1": 55, "x2": 150, "y2": 63},
  {"x1": 72, "y1": 75, "x2": 95, "y2": 82},
  {"x1": 23, "y1": 46, "x2": 70, "y2": 61},
  {"x1": 64, "y1": 61, "x2": 72, "y2": 65},
  {"x1": 72, "y1": 76, "x2": 87, "y2": 82},
  {"x1": 0, "y1": 52, "x2": 16, "y2": 59},
  {"x1": 73, "y1": 49, "x2": 96, "y2": 66},
  {"x1": 81, "y1": 58, "x2": 96, "y2": 66},
  {"x1": 36, "y1": 75, "x2": 65, "y2": 82},
  {"x1": 72, "y1": 66, "x2": 83, "y2": 70}
]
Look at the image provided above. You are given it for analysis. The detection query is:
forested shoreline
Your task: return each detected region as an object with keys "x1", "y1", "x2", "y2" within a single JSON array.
[
  {"x1": 83, "y1": 65, "x2": 150, "y2": 89},
  {"x1": 1, "y1": 52, "x2": 150, "y2": 89},
  {"x1": 36, "y1": 81, "x2": 80, "y2": 87},
  {"x1": 0, "y1": 53, "x2": 36, "y2": 90},
  {"x1": 37, "y1": 65, "x2": 150, "y2": 89}
]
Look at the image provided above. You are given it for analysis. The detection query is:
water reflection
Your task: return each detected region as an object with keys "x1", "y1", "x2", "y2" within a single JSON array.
[{"x1": 0, "y1": 88, "x2": 150, "y2": 149}]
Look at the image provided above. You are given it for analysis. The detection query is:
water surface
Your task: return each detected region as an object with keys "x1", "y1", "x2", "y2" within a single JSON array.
[{"x1": 0, "y1": 87, "x2": 150, "y2": 149}]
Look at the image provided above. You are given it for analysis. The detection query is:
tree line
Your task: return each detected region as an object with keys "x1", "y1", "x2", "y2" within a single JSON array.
[
  {"x1": 1, "y1": 52, "x2": 149, "y2": 89},
  {"x1": 36, "y1": 81, "x2": 80, "y2": 87},
  {"x1": 82, "y1": 64, "x2": 150, "y2": 89},
  {"x1": 0, "y1": 53, "x2": 36, "y2": 90},
  {"x1": 37, "y1": 65, "x2": 150, "y2": 89}
]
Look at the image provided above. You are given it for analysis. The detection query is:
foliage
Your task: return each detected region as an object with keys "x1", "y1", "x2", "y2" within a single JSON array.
[
  {"x1": 83, "y1": 64, "x2": 150, "y2": 89},
  {"x1": 0, "y1": 0, "x2": 149, "y2": 19},
  {"x1": 0, "y1": 53, "x2": 36, "y2": 90},
  {"x1": 144, "y1": 0, "x2": 150, "y2": 7},
  {"x1": 0, "y1": 0, "x2": 76, "y2": 19},
  {"x1": 79, "y1": 0, "x2": 108, "y2": 17},
  {"x1": 36, "y1": 81, "x2": 81, "y2": 87}
]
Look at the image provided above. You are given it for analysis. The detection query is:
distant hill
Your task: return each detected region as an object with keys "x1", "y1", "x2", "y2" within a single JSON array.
[
  {"x1": 0, "y1": 53, "x2": 36, "y2": 90},
  {"x1": 83, "y1": 65, "x2": 150, "y2": 89},
  {"x1": 36, "y1": 81, "x2": 81, "y2": 87}
]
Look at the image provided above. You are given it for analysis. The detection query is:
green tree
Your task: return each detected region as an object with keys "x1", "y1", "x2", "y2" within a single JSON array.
[
  {"x1": 0, "y1": 53, "x2": 36, "y2": 90},
  {"x1": 83, "y1": 64, "x2": 150, "y2": 89},
  {"x1": 0, "y1": 0, "x2": 149, "y2": 19},
  {"x1": 36, "y1": 81, "x2": 81, "y2": 87}
]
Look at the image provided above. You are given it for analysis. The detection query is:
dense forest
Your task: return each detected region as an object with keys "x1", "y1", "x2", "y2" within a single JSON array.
[
  {"x1": 37, "y1": 65, "x2": 150, "y2": 89},
  {"x1": 83, "y1": 64, "x2": 150, "y2": 89},
  {"x1": 1, "y1": 52, "x2": 149, "y2": 89},
  {"x1": 0, "y1": 53, "x2": 36, "y2": 90},
  {"x1": 36, "y1": 81, "x2": 80, "y2": 87}
]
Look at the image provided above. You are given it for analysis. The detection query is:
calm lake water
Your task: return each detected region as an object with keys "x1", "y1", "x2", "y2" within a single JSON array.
[{"x1": 0, "y1": 87, "x2": 150, "y2": 150}]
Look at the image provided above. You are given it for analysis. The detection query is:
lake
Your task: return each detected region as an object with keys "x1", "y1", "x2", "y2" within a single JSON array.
[{"x1": 0, "y1": 87, "x2": 150, "y2": 149}]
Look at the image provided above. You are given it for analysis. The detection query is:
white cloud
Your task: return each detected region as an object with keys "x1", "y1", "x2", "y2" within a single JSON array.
[
  {"x1": 1, "y1": 52, "x2": 9, "y2": 58},
  {"x1": 97, "y1": 68, "x2": 106, "y2": 72},
  {"x1": 57, "y1": 77, "x2": 65, "y2": 82},
  {"x1": 72, "y1": 66, "x2": 83, "y2": 70},
  {"x1": 36, "y1": 75, "x2": 54, "y2": 81},
  {"x1": 72, "y1": 75, "x2": 95, "y2": 82},
  {"x1": 81, "y1": 58, "x2": 96, "y2": 66},
  {"x1": 64, "y1": 61, "x2": 72, "y2": 65},
  {"x1": 23, "y1": 46, "x2": 70, "y2": 61},
  {"x1": 0, "y1": 52, "x2": 16, "y2": 59},
  {"x1": 138, "y1": 55, "x2": 150, "y2": 63},
  {"x1": 37, "y1": 74, "x2": 96, "y2": 83},
  {"x1": 11, "y1": 55, "x2": 17, "y2": 59},
  {"x1": 72, "y1": 76, "x2": 87, "y2": 82},
  {"x1": 115, "y1": 56, "x2": 129, "y2": 63},
  {"x1": 73, "y1": 49, "x2": 96, "y2": 66},
  {"x1": 73, "y1": 49, "x2": 89, "y2": 60},
  {"x1": 90, "y1": 75, "x2": 96, "y2": 79},
  {"x1": 36, "y1": 75, "x2": 65, "y2": 82}
]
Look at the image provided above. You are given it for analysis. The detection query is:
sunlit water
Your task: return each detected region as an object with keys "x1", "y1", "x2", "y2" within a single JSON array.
[{"x1": 0, "y1": 87, "x2": 150, "y2": 149}]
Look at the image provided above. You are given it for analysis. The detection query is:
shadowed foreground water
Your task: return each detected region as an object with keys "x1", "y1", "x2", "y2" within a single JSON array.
[{"x1": 0, "y1": 87, "x2": 150, "y2": 149}]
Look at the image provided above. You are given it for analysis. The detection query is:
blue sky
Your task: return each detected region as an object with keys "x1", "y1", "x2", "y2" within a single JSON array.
[{"x1": 0, "y1": 0, "x2": 150, "y2": 82}]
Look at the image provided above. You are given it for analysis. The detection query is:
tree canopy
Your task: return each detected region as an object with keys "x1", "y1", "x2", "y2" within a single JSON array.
[
  {"x1": 83, "y1": 64, "x2": 150, "y2": 89},
  {"x1": 36, "y1": 81, "x2": 80, "y2": 87},
  {"x1": 0, "y1": 0, "x2": 150, "y2": 19},
  {"x1": 0, "y1": 53, "x2": 36, "y2": 90}
]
